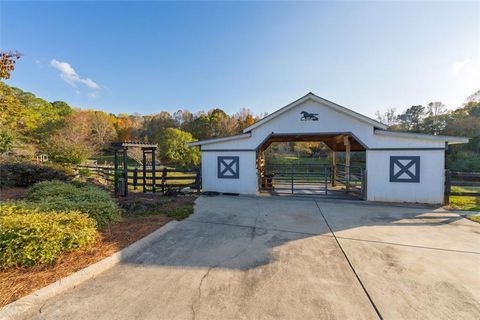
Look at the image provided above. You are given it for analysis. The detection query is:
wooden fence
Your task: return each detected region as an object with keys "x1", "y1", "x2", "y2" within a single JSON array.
[
  {"x1": 444, "y1": 170, "x2": 480, "y2": 205},
  {"x1": 77, "y1": 165, "x2": 201, "y2": 195}
]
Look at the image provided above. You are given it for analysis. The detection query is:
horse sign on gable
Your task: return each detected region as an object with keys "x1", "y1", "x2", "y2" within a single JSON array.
[{"x1": 300, "y1": 111, "x2": 319, "y2": 121}]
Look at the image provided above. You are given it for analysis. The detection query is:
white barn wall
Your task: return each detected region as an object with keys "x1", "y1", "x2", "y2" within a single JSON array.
[
  {"x1": 366, "y1": 150, "x2": 445, "y2": 204},
  {"x1": 192, "y1": 94, "x2": 464, "y2": 203},
  {"x1": 201, "y1": 151, "x2": 258, "y2": 194},
  {"x1": 201, "y1": 100, "x2": 445, "y2": 151}
]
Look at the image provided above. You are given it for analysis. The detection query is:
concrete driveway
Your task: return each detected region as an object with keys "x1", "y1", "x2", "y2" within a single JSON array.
[{"x1": 22, "y1": 196, "x2": 480, "y2": 320}]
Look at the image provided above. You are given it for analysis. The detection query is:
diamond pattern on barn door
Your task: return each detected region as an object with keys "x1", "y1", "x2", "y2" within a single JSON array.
[
  {"x1": 217, "y1": 156, "x2": 239, "y2": 179},
  {"x1": 389, "y1": 156, "x2": 420, "y2": 183}
]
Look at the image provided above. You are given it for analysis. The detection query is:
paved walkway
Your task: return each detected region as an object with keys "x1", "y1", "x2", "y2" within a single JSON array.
[{"x1": 22, "y1": 196, "x2": 480, "y2": 320}]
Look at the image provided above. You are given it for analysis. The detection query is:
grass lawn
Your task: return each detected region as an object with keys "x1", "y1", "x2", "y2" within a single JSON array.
[
  {"x1": 449, "y1": 186, "x2": 480, "y2": 212},
  {"x1": 467, "y1": 215, "x2": 480, "y2": 223},
  {"x1": 90, "y1": 154, "x2": 139, "y2": 166}
]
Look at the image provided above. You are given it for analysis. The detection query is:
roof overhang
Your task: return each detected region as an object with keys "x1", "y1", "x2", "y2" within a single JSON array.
[
  {"x1": 242, "y1": 92, "x2": 388, "y2": 133},
  {"x1": 374, "y1": 129, "x2": 469, "y2": 144},
  {"x1": 187, "y1": 132, "x2": 252, "y2": 147}
]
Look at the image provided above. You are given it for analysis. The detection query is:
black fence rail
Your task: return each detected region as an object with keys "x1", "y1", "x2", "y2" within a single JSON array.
[
  {"x1": 444, "y1": 170, "x2": 480, "y2": 204},
  {"x1": 76, "y1": 165, "x2": 201, "y2": 195}
]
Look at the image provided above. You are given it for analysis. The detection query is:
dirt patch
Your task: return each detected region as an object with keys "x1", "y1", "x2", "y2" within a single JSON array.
[
  {"x1": 0, "y1": 193, "x2": 197, "y2": 307},
  {"x1": 0, "y1": 187, "x2": 27, "y2": 201},
  {"x1": 118, "y1": 192, "x2": 197, "y2": 219}
]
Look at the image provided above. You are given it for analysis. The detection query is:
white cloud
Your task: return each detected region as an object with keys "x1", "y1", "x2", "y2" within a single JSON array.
[
  {"x1": 452, "y1": 59, "x2": 470, "y2": 75},
  {"x1": 50, "y1": 59, "x2": 100, "y2": 90}
]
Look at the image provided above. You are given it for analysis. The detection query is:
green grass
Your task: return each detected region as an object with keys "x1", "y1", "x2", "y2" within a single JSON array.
[
  {"x1": 449, "y1": 185, "x2": 480, "y2": 211},
  {"x1": 123, "y1": 199, "x2": 194, "y2": 220},
  {"x1": 166, "y1": 206, "x2": 194, "y2": 220},
  {"x1": 467, "y1": 215, "x2": 480, "y2": 223},
  {"x1": 451, "y1": 185, "x2": 480, "y2": 193},
  {"x1": 449, "y1": 195, "x2": 480, "y2": 212},
  {"x1": 90, "y1": 154, "x2": 139, "y2": 166}
]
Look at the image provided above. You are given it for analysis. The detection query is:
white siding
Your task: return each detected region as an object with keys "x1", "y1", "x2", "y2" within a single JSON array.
[
  {"x1": 201, "y1": 99, "x2": 445, "y2": 150},
  {"x1": 196, "y1": 97, "x2": 453, "y2": 203},
  {"x1": 366, "y1": 150, "x2": 445, "y2": 204},
  {"x1": 201, "y1": 151, "x2": 258, "y2": 194}
]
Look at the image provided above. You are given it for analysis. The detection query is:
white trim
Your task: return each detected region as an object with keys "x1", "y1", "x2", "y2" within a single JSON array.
[
  {"x1": 374, "y1": 129, "x2": 469, "y2": 144},
  {"x1": 188, "y1": 132, "x2": 252, "y2": 147},
  {"x1": 242, "y1": 92, "x2": 388, "y2": 132}
]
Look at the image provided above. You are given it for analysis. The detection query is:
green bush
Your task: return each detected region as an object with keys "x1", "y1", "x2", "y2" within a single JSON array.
[
  {"x1": 0, "y1": 160, "x2": 71, "y2": 188},
  {"x1": 24, "y1": 181, "x2": 121, "y2": 228},
  {"x1": 25, "y1": 180, "x2": 79, "y2": 201},
  {"x1": 0, "y1": 203, "x2": 97, "y2": 267}
]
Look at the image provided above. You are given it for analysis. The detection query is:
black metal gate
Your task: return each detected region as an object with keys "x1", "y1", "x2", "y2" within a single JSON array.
[{"x1": 260, "y1": 163, "x2": 365, "y2": 198}]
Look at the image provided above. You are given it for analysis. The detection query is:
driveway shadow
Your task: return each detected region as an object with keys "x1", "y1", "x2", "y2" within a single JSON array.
[{"x1": 121, "y1": 195, "x2": 478, "y2": 270}]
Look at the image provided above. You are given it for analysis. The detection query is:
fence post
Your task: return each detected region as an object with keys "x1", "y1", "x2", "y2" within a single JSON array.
[
  {"x1": 291, "y1": 163, "x2": 294, "y2": 194},
  {"x1": 151, "y1": 150, "x2": 156, "y2": 193},
  {"x1": 133, "y1": 168, "x2": 138, "y2": 190},
  {"x1": 114, "y1": 150, "x2": 118, "y2": 195},
  {"x1": 324, "y1": 167, "x2": 328, "y2": 195},
  {"x1": 444, "y1": 170, "x2": 451, "y2": 205},
  {"x1": 122, "y1": 148, "x2": 128, "y2": 197},
  {"x1": 142, "y1": 151, "x2": 147, "y2": 193},
  {"x1": 162, "y1": 167, "x2": 167, "y2": 194},
  {"x1": 195, "y1": 169, "x2": 201, "y2": 194},
  {"x1": 346, "y1": 166, "x2": 350, "y2": 193}
]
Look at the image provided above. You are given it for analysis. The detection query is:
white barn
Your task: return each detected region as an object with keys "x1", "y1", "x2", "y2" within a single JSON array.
[{"x1": 189, "y1": 93, "x2": 468, "y2": 204}]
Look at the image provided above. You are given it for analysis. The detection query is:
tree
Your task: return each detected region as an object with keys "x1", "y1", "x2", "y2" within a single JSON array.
[
  {"x1": 42, "y1": 112, "x2": 94, "y2": 164},
  {"x1": 423, "y1": 101, "x2": 447, "y2": 134},
  {"x1": 235, "y1": 108, "x2": 256, "y2": 131},
  {"x1": 0, "y1": 82, "x2": 26, "y2": 131},
  {"x1": 396, "y1": 105, "x2": 426, "y2": 132},
  {"x1": 375, "y1": 108, "x2": 397, "y2": 126},
  {"x1": 157, "y1": 128, "x2": 200, "y2": 167},
  {"x1": 142, "y1": 112, "x2": 178, "y2": 142},
  {"x1": 0, "y1": 130, "x2": 14, "y2": 154},
  {"x1": 0, "y1": 51, "x2": 21, "y2": 80},
  {"x1": 88, "y1": 111, "x2": 117, "y2": 150}
]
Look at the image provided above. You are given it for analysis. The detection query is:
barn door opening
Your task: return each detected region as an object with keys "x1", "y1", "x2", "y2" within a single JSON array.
[{"x1": 257, "y1": 134, "x2": 366, "y2": 199}]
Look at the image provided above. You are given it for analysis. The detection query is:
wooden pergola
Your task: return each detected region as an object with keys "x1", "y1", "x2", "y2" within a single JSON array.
[{"x1": 111, "y1": 142, "x2": 158, "y2": 196}]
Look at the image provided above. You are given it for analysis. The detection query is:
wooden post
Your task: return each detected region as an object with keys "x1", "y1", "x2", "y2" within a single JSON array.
[
  {"x1": 331, "y1": 150, "x2": 337, "y2": 187},
  {"x1": 195, "y1": 169, "x2": 201, "y2": 194},
  {"x1": 162, "y1": 167, "x2": 167, "y2": 193},
  {"x1": 362, "y1": 169, "x2": 368, "y2": 200},
  {"x1": 114, "y1": 149, "x2": 119, "y2": 195},
  {"x1": 142, "y1": 149, "x2": 147, "y2": 193},
  {"x1": 444, "y1": 170, "x2": 451, "y2": 205},
  {"x1": 151, "y1": 148, "x2": 156, "y2": 193},
  {"x1": 123, "y1": 147, "x2": 128, "y2": 196},
  {"x1": 344, "y1": 136, "x2": 351, "y2": 192},
  {"x1": 291, "y1": 162, "x2": 294, "y2": 194},
  {"x1": 133, "y1": 168, "x2": 138, "y2": 190},
  {"x1": 324, "y1": 167, "x2": 328, "y2": 195}
]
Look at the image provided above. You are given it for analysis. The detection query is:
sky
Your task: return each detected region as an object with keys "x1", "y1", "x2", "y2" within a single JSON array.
[{"x1": 1, "y1": 1, "x2": 479, "y2": 118}]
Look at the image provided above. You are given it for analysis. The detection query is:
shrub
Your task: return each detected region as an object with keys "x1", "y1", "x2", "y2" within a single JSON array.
[
  {"x1": 24, "y1": 180, "x2": 79, "y2": 201},
  {"x1": 0, "y1": 203, "x2": 97, "y2": 267},
  {"x1": 24, "y1": 181, "x2": 121, "y2": 228},
  {"x1": 0, "y1": 160, "x2": 71, "y2": 188}
]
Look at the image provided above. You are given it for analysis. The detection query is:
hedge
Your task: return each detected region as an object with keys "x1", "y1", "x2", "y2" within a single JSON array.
[
  {"x1": 0, "y1": 161, "x2": 71, "y2": 188},
  {"x1": 24, "y1": 181, "x2": 122, "y2": 228},
  {"x1": 0, "y1": 203, "x2": 97, "y2": 268}
]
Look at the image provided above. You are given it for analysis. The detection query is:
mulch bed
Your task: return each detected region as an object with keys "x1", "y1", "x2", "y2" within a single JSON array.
[
  {"x1": 0, "y1": 187, "x2": 27, "y2": 201},
  {"x1": 0, "y1": 188, "x2": 197, "y2": 307}
]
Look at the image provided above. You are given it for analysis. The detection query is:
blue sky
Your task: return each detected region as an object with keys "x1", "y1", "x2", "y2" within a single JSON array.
[{"x1": 1, "y1": 1, "x2": 479, "y2": 117}]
